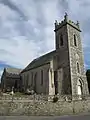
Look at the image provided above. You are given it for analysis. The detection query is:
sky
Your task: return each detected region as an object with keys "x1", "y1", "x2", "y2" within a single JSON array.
[{"x1": 0, "y1": 0, "x2": 90, "y2": 79}]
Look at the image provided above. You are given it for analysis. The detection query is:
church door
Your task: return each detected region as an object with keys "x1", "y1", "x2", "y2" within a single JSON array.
[{"x1": 77, "y1": 79, "x2": 82, "y2": 99}]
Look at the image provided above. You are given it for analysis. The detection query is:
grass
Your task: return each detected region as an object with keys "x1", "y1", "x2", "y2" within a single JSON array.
[{"x1": 13, "y1": 92, "x2": 25, "y2": 97}]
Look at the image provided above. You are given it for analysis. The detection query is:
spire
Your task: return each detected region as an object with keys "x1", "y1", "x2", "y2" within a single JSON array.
[
  {"x1": 55, "y1": 20, "x2": 58, "y2": 24},
  {"x1": 54, "y1": 20, "x2": 58, "y2": 28},
  {"x1": 64, "y1": 12, "x2": 68, "y2": 21},
  {"x1": 77, "y1": 21, "x2": 80, "y2": 28}
]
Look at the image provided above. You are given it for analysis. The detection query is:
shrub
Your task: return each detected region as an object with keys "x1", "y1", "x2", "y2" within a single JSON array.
[{"x1": 53, "y1": 96, "x2": 58, "y2": 103}]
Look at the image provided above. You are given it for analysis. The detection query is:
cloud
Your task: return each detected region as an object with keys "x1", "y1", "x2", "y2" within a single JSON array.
[
  {"x1": 0, "y1": 0, "x2": 90, "y2": 79},
  {"x1": 0, "y1": 36, "x2": 42, "y2": 68},
  {"x1": 57, "y1": 0, "x2": 69, "y2": 14},
  {"x1": 0, "y1": 0, "x2": 28, "y2": 20}
]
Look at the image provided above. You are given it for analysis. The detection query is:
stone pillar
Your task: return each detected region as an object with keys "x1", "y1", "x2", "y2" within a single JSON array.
[
  {"x1": 57, "y1": 68, "x2": 63, "y2": 95},
  {"x1": 48, "y1": 69, "x2": 55, "y2": 95}
]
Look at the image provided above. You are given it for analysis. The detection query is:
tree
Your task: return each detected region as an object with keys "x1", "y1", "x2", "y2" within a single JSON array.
[{"x1": 86, "y1": 69, "x2": 90, "y2": 93}]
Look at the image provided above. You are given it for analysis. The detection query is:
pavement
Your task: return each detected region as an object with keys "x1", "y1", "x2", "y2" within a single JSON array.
[{"x1": 0, "y1": 114, "x2": 90, "y2": 120}]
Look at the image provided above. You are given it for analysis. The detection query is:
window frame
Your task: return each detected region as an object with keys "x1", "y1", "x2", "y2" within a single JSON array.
[
  {"x1": 77, "y1": 62, "x2": 80, "y2": 74},
  {"x1": 31, "y1": 72, "x2": 33, "y2": 86},
  {"x1": 59, "y1": 34, "x2": 63, "y2": 47},
  {"x1": 74, "y1": 34, "x2": 77, "y2": 46},
  {"x1": 41, "y1": 70, "x2": 43, "y2": 86}
]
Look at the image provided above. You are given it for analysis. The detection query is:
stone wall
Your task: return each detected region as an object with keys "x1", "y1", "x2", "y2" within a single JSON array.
[
  {"x1": 0, "y1": 95, "x2": 90, "y2": 116},
  {"x1": 67, "y1": 23, "x2": 89, "y2": 95}
]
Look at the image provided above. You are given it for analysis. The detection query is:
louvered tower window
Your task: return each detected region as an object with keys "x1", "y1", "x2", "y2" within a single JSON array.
[{"x1": 74, "y1": 34, "x2": 77, "y2": 46}]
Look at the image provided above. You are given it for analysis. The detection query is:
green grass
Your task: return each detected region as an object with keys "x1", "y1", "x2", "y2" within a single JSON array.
[{"x1": 13, "y1": 92, "x2": 25, "y2": 97}]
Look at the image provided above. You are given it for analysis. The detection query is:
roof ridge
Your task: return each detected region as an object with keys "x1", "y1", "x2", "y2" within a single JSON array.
[{"x1": 21, "y1": 50, "x2": 56, "y2": 73}]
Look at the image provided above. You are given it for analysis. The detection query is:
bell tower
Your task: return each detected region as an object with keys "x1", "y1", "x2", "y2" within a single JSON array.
[{"x1": 54, "y1": 13, "x2": 89, "y2": 96}]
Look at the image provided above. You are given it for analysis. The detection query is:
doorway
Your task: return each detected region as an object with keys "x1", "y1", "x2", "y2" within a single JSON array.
[{"x1": 77, "y1": 79, "x2": 83, "y2": 99}]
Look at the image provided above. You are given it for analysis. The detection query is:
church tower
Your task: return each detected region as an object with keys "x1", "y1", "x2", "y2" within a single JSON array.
[{"x1": 54, "y1": 13, "x2": 89, "y2": 96}]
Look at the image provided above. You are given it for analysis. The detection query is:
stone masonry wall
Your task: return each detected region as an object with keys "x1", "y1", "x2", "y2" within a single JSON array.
[
  {"x1": 67, "y1": 23, "x2": 89, "y2": 95},
  {"x1": 0, "y1": 96, "x2": 90, "y2": 116}
]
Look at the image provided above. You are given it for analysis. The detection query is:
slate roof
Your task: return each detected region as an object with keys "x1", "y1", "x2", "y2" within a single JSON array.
[
  {"x1": 21, "y1": 50, "x2": 56, "y2": 73},
  {"x1": 5, "y1": 68, "x2": 22, "y2": 75}
]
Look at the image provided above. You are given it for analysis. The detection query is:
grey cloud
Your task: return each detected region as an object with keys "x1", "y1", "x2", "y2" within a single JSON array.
[
  {"x1": 0, "y1": 0, "x2": 49, "y2": 42},
  {"x1": 80, "y1": 1, "x2": 90, "y2": 7},
  {"x1": 0, "y1": 49, "x2": 13, "y2": 55},
  {"x1": 14, "y1": 21, "x2": 37, "y2": 40},
  {"x1": 13, "y1": 1, "x2": 46, "y2": 41},
  {"x1": 81, "y1": 18, "x2": 90, "y2": 34},
  {"x1": 0, "y1": 0, "x2": 28, "y2": 21},
  {"x1": 57, "y1": 0, "x2": 69, "y2": 14},
  {"x1": 57, "y1": 0, "x2": 90, "y2": 38},
  {"x1": 32, "y1": 1, "x2": 47, "y2": 26}
]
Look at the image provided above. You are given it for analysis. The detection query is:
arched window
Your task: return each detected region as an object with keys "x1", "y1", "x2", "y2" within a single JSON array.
[
  {"x1": 14, "y1": 80, "x2": 18, "y2": 89},
  {"x1": 34, "y1": 72, "x2": 37, "y2": 82},
  {"x1": 74, "y1": 34, "x2": 77, "y2": 46},
  {"x1": 77, "y1": 62, "x2": 80, "y2": 73},
  {"x1": 26, "y1": 75, "x2": 28, "y2": 87},
  {"x1": 34, "y1": 72, "x2": 37, "y2": 92},
  {"x1": 31, "y1": 72, "x2": 33, "y2": 86},
  {"x1": 59, "y1": 34, "x2": 63, "y2": 46},
  {"x1": 41, "y1": 70, "x2": 43, "y2": 85}
]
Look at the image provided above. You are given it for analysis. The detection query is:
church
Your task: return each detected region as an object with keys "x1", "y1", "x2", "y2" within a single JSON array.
[{"x1": 1, "y1": 13, "x2": 89, "y2": 96}]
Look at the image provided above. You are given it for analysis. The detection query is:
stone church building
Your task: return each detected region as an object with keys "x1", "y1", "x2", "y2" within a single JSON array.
[
  {"x1": 1, "y1": 13, "x2": 89, "y2": 96},
  {"x1": 1, "y1": 68, "x2": 22, "y2": 92}
]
